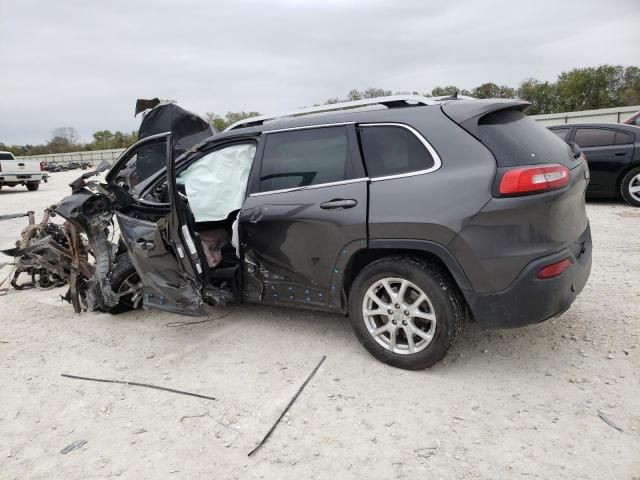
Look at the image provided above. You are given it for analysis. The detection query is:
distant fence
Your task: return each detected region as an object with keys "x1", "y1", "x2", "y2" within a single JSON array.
[
  {"x1": 530, "y1": 105, "x2": 639, "y2": 126},
  {"x1": 16, "y1": 148, "x2": 126, "y2": 166}
]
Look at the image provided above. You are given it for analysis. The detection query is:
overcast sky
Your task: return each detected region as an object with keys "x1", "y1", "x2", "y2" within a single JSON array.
[{"x1": 1, "y1": 0, "x2": 639, "y2": 145}]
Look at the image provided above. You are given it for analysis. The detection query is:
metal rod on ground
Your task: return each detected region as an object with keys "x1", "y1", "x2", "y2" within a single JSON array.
[
  {"x1": 60, "y1": 374, "x2": 216, "y2": 401},
  {"x1": 248, "y1": 355, "x2": 327, "y2": 457}
]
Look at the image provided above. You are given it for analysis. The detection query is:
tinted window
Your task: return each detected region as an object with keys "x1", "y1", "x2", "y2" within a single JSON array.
[
  {"x1": 259, "y1": 126, "x2": 350, "y2": 192},
  {"x1": 0, "y1": 153, "x2": 14, "y2": 160},
  {"x1": 551, "y1": 128, "x2": 570, "y2": 141},
  {"x1": 574, "y1": 128, "x2": 616, "y2": 147},
  {"x1": 615, "y1": 131, "x2": 634, "y2": 145},
  {"x1": 477, "y1": 110, "x2": 572, "y2": 167},
  {"x1": 359, "y1": 125, "x2": 434, "y2": 177}
]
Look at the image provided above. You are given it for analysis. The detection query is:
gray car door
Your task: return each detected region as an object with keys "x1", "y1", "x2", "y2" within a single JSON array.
[
  {"x1": 239, "y1": 124, "x2": 368, "y2": 312},
  {"x1": 111, "y1": 133, "x2": 206, "y2": 315}
]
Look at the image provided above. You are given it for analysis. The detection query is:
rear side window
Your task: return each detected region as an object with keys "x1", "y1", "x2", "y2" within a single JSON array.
[
  {"x1": 615, "y1": 131, "x2": 634, "y2": 145},
  {"x1": 259, "y1": 126, "x2": 350, "y2": 192},
  {"x1": 477, "y1": 109, "x2": 572, "y2": 167},
  {"x1": 359, "y1": 125, "x2": 435, "y2": 178},
  {"x1": 574, "y1": 128, "x2": 616, "y2": 147},
  {"x1": 550, "y1": 128, "x2": 570, "y2": 141},
  {"x1": 0, "y1": 153, "x2": 14, "y2": 160}
]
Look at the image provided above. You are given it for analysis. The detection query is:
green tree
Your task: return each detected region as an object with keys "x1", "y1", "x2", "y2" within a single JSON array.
[
  {"x1": 620, "y1": 66, "x2": 640, "y2": 105},
  {"x1": 472, "y1": 83, "x2": 515, "y2": 99},
  {"x1": 91, "y1": 130, "x2": 115, "y2": 150},
  {"x1": 517, "y1": 78, "x2": 558, "y2": 114},
  {"x1": 430, "y1": 85, "x2": 460, "y2": 96},
  {"x1": 205, "y1": 111, "x2": 261, "y2": 131},
  {"x1": 555, "y1": 65, "x2": 625, "y2": 111}
]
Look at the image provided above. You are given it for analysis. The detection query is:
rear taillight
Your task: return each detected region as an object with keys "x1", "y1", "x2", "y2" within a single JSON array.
[
  {"x1": 537, "y1": 258, "x2": 572, "y2": 279},
  {"x1": 39, "y1": 161, "x2": 44, "y2": 172},
  {"x1": 499, "y1": 164, "x2": 570, "y2": 196}
]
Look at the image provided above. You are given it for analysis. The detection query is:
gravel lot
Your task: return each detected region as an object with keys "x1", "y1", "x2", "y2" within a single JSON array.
[{"x1": 1, "y1": 170, "x2": 638, "y2": 479}]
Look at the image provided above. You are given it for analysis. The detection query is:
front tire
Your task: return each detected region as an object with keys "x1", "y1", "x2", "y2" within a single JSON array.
[
  {"x1": 621, "y1": 167, "x2": 640, "y2": 207},
  {"x1": 348, "y1": 256, "x2": 464, "y2": 370},
  {"x1": 108, "y1": 253, "x2": 143, "y2": 314}
]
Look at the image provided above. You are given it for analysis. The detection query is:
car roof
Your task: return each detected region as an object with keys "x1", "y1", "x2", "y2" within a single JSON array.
[{"x1": 212, "y1": 103, "x2": 438, "y2": 140}]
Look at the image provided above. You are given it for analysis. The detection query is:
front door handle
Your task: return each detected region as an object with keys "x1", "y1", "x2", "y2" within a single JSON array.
[
  {"x1": 135, "y1": 238, "x2": 155, "y2": 250},
  {"x1": 320, "y1": 199, "x2": 358, "y2": 210},
  {"x1": 614, "y1": 152, "x2": 626, "y2": 156}
]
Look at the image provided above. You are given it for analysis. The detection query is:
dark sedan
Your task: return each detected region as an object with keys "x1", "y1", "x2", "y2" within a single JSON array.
[{"x1": 549, "y1": 123, "x2": 640, "y2": 206}]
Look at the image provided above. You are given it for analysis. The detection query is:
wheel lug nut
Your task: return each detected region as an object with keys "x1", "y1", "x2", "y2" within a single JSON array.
[
  {"x1": 392, "y1": 320, "x2": 397, "y2": 325},
  {"x1": 404, "y1": 310, "x2": 409, "y2": 316},
  {"x1": 395, "y1": 304, "x2": 400, "y2": 308},
  {"x1": 402, "y1": 320, "x2": 407, "y2": 326},
  {"x1": 388, "y1": 309, "x2": 393, "y2": 314}
]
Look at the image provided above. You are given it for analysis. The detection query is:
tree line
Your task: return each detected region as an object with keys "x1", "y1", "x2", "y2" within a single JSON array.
[
  {"x1": 1, "y1": 127, "x2": 137, "y2": 157},
  {"x1": 2, "y1": 65, "x2": 638, "y2": 157}
]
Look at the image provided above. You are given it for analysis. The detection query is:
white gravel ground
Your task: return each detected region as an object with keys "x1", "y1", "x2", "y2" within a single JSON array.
[{"x1": 0, "y1": 170, "x2": 638, "y2": 479}]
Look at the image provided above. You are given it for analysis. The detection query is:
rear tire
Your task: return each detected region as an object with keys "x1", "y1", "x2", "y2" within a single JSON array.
[
  {"x1": 348, "y1": 256, "x2": 464, "y2": 370},
  {"x1": 621, "y1": 167, "x2": 640, "y2": 207},
  {"x1": 108, "y1": 253, "x2": 143, "y2": 314},
  {"x1": 26, "y1": 182, "x2": 40, "y2": 191}
]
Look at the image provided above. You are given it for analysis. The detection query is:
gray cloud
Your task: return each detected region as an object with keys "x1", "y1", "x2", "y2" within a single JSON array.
[{"x1": 1, "y1": 0, "x2": 639, "y2": 144}]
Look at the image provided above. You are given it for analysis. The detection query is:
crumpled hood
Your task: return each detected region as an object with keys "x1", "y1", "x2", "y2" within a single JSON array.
[{"x1": 136, "y1": 98, "x2": 215, "y2": 153}]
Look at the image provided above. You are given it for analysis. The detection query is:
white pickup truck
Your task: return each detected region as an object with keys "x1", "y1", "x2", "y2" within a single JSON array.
[{"x1": 0, "y1": 151, "x2": 47, "y2": 191}]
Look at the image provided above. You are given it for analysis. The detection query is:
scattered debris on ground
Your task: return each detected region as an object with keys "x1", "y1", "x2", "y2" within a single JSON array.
[
  {"x1": 248, "y1": 355, "x2": 326, "y2": 457},
  {"x1": 60, "y1": 440, "x2": 88, "y2": 455},
  {"x1": 60, "y1": 374, "x2": 216, "y2": 401},
  {"x1": 598, "y1": 410, "x2": 624, "y2": 432}
]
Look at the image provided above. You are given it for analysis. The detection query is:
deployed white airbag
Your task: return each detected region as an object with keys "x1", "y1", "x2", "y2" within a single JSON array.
[{"x1": 177, "y1": 143, "x2": 256, "y2": 222}]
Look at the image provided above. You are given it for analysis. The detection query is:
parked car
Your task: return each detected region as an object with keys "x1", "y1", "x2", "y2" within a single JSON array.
[
  {"x1": 623, "y1": 111, "x2": 640, "y2": 126},
  {"x1": 101, "y1": 95, "x2": 591, "y2": 370},
  {"x1": 0, "y1": 151, "x2": 47, "y2": 191},
  {"x1": 44, "y1": 162, "x2": 63, "y2": 172},
  {"x1": 549, "y1": 123, "x2": 640, "y2": 206}
]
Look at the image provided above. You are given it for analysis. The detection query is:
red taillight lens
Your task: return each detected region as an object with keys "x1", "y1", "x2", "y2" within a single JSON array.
[
  {"x1": 499, "y1": 164, "x2": 570, "y2": 196},
  {"x1": 537, "y1": 258, "x2": 572, "y2": 279},
  {"x1": 40, "y1": 161, "x2": 44, "y2": 172}
]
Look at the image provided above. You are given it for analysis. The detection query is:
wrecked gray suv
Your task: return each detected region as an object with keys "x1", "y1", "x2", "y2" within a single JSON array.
[{"x1": 7, "y1": 96, "x2": 593, "y2": 370}]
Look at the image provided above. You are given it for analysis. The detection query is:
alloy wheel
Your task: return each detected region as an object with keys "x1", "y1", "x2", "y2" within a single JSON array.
[
  {"x1": 362, "y1": 277, "x2": 437, "y2": 355},
  {"x1": 116, "y1": 273, "x2": 143, "y2": 309},
  {"x1": 629, "y1": 173, "x2": 640, "y2": 202}
]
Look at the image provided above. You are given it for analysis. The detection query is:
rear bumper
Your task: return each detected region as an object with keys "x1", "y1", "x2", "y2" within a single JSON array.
[
  {"x1": 0, "y1": 174, "x2": 43, "y2": 183},
  {"x1": 465, "y1": 224, "x2": 592, "y2": 329}
]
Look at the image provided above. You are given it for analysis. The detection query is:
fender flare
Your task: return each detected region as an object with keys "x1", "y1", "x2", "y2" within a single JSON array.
[{"x1": 367, "y1": 238, "x2": 472, "y2": 291}]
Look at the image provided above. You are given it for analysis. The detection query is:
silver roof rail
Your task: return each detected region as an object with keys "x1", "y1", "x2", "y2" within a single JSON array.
[{"x1": 224, "y1": 95, "x2": 438, "y2": 131}]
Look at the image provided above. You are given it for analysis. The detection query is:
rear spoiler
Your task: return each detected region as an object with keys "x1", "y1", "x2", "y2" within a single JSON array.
[{"x1": 442, "y1": 99, "x2": 531, "y2": 137}]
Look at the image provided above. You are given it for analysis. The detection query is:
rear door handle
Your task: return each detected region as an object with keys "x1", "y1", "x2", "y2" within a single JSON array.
[
  {"x1": 320, "y1": 199, "x2": 358, "y2": 210},
  {"x1": 614, "y1": 152, "x2": 626, "y2": 156}
]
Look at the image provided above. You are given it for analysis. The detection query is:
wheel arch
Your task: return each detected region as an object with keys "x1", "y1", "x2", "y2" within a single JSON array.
[
  {"x1": 342, "y1": 239, "x2": 472, "y2": 302},
  {"x1": 617, "y1": 162, "x2": 640, "y2": 194}
]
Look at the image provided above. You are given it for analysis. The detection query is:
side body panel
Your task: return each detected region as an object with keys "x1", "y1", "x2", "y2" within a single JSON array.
[
  {"x1": 240, "y1": 182, "x2": 368, "y2": 311},
  {"x1": 365, "y1": 107, "x2": 496, "y2": 294}
]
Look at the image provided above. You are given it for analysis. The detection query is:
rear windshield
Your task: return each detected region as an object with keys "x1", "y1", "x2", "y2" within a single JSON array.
[
  {"x1": 477, "y1": 110, "x2": 573, "y2": 167},
  {"x1": 0, "y1": 153, "x2": 15, "y2": 160}
]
